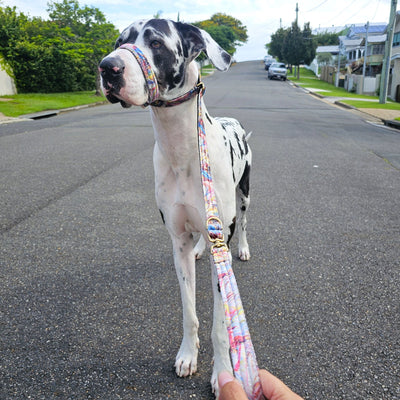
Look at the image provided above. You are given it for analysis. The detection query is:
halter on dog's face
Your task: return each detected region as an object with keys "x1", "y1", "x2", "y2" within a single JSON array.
[
  {"x1": 99, "y1": 19, "x2": 231, "y2": 108},
  {"x1": 118, "y1": 43, "x2": 205, "y2": 108}
]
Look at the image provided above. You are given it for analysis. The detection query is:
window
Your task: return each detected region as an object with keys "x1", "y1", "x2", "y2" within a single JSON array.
[
  {"x1": 372, "y1": 44, "x2": 385, "y2": 55},
  {"x1": 393, "y1": 32, "x2": 400, "y2": 47}
]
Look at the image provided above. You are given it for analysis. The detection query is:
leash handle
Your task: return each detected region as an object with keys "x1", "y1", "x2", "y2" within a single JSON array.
[{"x1": 197, "y1": 84, "x2": 262, "y2": 400}]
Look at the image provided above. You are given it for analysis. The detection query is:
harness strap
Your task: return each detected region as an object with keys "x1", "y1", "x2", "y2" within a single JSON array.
[{"x1": 197, "y1": 86, "x2": 262, "y2": 400}]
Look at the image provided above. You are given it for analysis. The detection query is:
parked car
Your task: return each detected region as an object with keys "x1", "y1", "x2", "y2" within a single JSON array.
[
  {"x1": 268, "y1": 63, "x2": 287, "y2": 80},
  {"x1": 264, "y1": 57, "x2": 276, "y2": 71}
]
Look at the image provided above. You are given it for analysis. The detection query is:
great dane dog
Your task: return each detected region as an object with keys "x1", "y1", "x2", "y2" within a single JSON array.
[{"x1": 99, "y1": 19, "x2": 252, "y2": 397}]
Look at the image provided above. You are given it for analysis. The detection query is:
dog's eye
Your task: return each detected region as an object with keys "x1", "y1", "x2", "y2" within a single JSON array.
[{"x1": 151, "y1": 40, "x2": 162, "y2": 49}]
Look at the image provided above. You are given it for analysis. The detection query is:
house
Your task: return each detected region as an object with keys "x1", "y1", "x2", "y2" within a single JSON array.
[
  {"x1": 337, "y1": 23, "x2": 387, "y2": 94},
  {"x1": 339, "y1": 23, "x2": 387, "y2": 71},
  {"x1": 340, "y1": 38, "x2": 363, "y2": 66},
  {"x1": 307, "y1": 45, "x2": 339, "y2": 76},
  {"x1": 360, "y1": 34, "x2": 386, "y2": 76}
]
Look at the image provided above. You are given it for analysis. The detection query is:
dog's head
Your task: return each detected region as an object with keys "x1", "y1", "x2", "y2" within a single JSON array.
[{"x1": 99, "y1": 19, "x2": 232, "y2": 107}]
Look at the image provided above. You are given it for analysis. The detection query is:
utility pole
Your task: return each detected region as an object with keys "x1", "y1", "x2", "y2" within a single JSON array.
[
  {"x1": 295, "y1": 3, "x2": 299, "y2": 25},
  {"x1": 362, "y1": 21, "x2": 369, "y2": 94},
  {"x1": 379, "y1": 0, "x2": 397, "y2": 103}
]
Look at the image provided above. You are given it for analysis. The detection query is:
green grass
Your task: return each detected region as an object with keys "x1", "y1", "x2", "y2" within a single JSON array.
[
  {"x1": 288, "y1": 67, "x2": 379, "y2": 99},
  {"x1": 339, "y1": 99, "x2": 400, "y2": 109},
  {"x1": 0, "y1": 91, "x2": 106, "y2": 117}
]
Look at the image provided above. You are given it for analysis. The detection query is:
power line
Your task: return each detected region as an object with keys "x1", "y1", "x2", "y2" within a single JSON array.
[
  {"x1": 306, "y1": 0, "x2": 330, "y2": 13},
  {"x1": 370, "y1": 0, "x2": 381, "y2": 21},
  {"x1": 327, "y1": 0, "x2": 358, "y2": 25}
]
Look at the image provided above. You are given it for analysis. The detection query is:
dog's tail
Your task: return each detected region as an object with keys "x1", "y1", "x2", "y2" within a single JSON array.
[{"x1": 245, "y1": 131, "x2": 253, "y2": 141}]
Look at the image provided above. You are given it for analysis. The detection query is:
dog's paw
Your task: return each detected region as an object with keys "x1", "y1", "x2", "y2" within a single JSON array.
[
  {"x1": 175, "y1": 355, "x2": 198, "y2": 377},
  {"x1": 239, "y1": 247, "x2": 251, "y2": 261},
  {"x1": 175, "y1": 340, "x2": 199, "y2": 377},
  {"x1": 194, "y1": 249, "x2": 204, "y2": 260},
  {"x1": 194, "y1": 237, "x2": 206, "y2": 260},
  {"x1": 211, "y1": 370, "x2": 219, "y2": 398}
]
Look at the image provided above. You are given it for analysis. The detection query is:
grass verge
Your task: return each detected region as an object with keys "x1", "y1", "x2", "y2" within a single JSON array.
[
  {"x1": 288, "y1": 68, "x2": 380, "y2": 99},
  {"x1": 0, "y1": 91, "x2": 106, "y2": 117},
  {"x1": 339, "y1": 99, "x2": 400, "y2": 110}
]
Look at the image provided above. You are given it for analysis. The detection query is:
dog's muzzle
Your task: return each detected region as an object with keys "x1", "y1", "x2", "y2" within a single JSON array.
[
  {"x1": 99, "y1": 44, "x2": 160, "y2": 108},
  {"x1": 118, "y1": 44, "x2": 160, "y2": 106}
]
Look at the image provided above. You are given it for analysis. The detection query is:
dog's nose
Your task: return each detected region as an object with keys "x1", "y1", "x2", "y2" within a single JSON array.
[{"x1": 99, "y1": 56, "x2": 125, "y2": 85}]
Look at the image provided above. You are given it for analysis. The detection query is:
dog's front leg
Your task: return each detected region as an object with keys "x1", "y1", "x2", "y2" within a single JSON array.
[
  {"x1": 210, "y1": 253, "x2": 232, "y2": 397},
  {"x1": 172, "y1": 232, "x2": 200, "y2": 377}
]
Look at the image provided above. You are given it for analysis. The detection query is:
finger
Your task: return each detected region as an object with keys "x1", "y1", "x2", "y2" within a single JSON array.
[
  {"x1": 218, "y1": 371, "x2": 248, "y2": 400},
  {"x1": 259, "y1": 370, "x2": 303, "y2": 400}
]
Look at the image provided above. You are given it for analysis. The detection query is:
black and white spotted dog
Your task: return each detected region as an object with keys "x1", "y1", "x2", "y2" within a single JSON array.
[{"x1": 99, "y1": 19, "x2": 252, "y2": 397}]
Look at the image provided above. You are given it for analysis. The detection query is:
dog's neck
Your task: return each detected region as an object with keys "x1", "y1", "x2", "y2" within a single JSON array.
[{"x1": 150, "y1": 62, "x2": 205, "y2": 170}]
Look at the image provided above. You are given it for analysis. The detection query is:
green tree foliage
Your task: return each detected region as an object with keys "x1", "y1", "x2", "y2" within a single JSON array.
[
  {"x1": 268, "y1": 27, "x2": 289, "y2": 62},
  {"x1": 195, "y1": 13, "x2": 248, "y2": 56},
  {"x1": 268, "y1": 21, "x2": 317, "y2": 78},
  {"x1": 0, "y1": 1, "x2": 118, "y2": 93},
  {"x1": 301, "y1": 22, "x2": 316, "y2": 66},
  {"x1": 314, "y1": 30, "x2": 343, "y2": 46}
]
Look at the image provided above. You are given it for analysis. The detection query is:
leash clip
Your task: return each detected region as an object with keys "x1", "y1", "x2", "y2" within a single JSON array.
[
  {"x1": 196, "y1": 81, "x2": 205, "y2": 92},
  {"x1": 207, "y1": 216, "x2": 227, "y2": 253}
]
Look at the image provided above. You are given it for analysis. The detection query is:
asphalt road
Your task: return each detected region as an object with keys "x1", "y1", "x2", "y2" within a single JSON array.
[{"x1": 1, "y1": 61, "x2": 399, "y2": 400}]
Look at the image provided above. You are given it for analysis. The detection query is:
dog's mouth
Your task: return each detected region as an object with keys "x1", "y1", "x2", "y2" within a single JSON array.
[{"x1": 104, "y1": 88, "x2": 132, "y2": 109}]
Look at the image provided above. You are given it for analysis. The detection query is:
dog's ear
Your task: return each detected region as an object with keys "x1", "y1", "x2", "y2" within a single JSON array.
[{"x1": 176, "y1": 22, "x2": 232, "y2": 71}]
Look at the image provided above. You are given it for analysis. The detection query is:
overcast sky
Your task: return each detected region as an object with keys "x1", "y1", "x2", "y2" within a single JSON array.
[{"x1": 2, "y1": 0, "x2": 397, "y2": 61}]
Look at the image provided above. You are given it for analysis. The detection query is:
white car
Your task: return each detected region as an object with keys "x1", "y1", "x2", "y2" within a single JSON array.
[{"x1": 268, "y1": 62, "x2": 287, "y2": 80}]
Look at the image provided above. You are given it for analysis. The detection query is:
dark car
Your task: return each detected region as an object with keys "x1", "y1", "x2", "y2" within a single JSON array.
[{"x1": 264, "y1": 57, "x2": 276, "y2": 71}]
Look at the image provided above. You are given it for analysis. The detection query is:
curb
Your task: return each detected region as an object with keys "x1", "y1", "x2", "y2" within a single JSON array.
[
  {"x1": 0, "y1": 100, "x2": 107, "y2": 125},
  {"x1": 333, "y1": 100, "x2": 357, "y2": 110},
  {"x1": 289, "y1": 80, "x2": 400, "y2": 131},
  {"x1": 383, "y1": 119, "x2": 400, "y2": 129},
  {"x1": 21, "y1": 101, "x2": 107, "y2": 120}
]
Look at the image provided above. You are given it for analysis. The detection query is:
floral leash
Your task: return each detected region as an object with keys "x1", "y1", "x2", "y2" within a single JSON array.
[
  {"x1": 197, "y1": 85, "x2": 262, "y2": 400},
  {"x1": 118, "y1": 43, "x2": 262, "y2": 399}
]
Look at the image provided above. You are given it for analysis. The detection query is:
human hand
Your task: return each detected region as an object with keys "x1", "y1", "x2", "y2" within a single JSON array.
[{"x1": 218, "y1": 369, "x2": 303, "y2": 400}]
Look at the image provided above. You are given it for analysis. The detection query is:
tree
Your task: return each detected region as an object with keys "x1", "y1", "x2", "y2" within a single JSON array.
[
  {"x1": 314, "y1": 29, "x2": 343, "y2": 46},
  {"x1": 283, "y1": 21, "x2": 304, "y2": 78},
  {"x1": 0, "y1": 6, "x2": 28, "y2": 62},
  {"x1": 209, "y1": 13, "x2": 248, "y2": 44},
  {"x1": 47, "y1": 0, "x2": 118, "y2": 95},
  {"x1": 317, "y1": 52, "x2": 333, "y2": 65},
  {"x1": 268, "y1": 27, "x2": 289, "y2": 62},
  {"x1": 302, "y1": 22, "x2": 316, "y2": 66},
  {"x1": 195, "y1": 13, "x2": 248, "y2": 56},
  {"x1": 0, "y1": 1, "x2": 118, "y2": 93},
  {"x1": 268, "y1": 21, "x2": 317, "y2": 79}
]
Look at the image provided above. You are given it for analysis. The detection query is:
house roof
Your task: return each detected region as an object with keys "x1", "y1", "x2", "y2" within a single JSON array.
[
  {"x1": 361, "y1": 34, "x2": 387, "y2": 44},
  {"x1": 312, "y1": 26, "x2": 346, "y2": 35},
  {"x1": 339, "y1": 37, "x2": 363, "y2": 47},
  {"x1": 316, "y1": 45, "x2": 339, "y2": 54},
  {"x1": 347, "y1": 23, "x2": 387, "y2": 37}
]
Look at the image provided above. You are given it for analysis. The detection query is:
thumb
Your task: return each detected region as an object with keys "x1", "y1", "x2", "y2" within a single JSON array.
[{"x1": 218, "y1": 371, "x2": 248, "y2": 400}]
